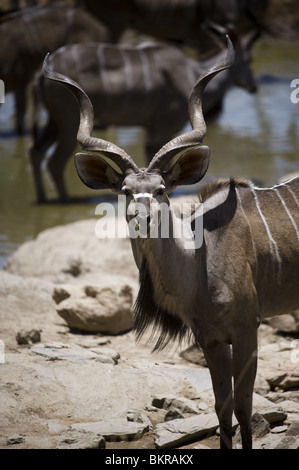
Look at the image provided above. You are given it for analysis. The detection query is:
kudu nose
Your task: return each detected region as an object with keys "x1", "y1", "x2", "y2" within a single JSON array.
[{"x1": 135, "y1": 212, "x2": 151, "y2": 225}]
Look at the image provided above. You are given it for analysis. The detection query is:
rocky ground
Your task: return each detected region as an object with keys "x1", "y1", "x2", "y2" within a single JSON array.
[{"x1": 0, "y1": 215, "x2": 298, "y2": 450}]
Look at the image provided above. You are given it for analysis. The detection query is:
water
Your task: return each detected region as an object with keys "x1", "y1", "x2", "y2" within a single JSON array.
[{"x1": 0, "y1": 38, "x2": 298, "y2": 267}]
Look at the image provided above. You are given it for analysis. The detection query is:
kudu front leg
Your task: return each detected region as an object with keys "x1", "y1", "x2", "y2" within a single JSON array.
[
  {"x1": 203, "y1": 343, "x2": 233, "y2": 449},
  {"x1": 232, "y1": 330, "x2": 258, "y2": 449},
  {"x1": 46, "y1": 132, "x2": 76, "y2": 202}
]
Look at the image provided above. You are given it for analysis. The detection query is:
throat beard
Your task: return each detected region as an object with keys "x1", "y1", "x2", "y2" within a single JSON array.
[{"x1": 133, "y1": 257, "x2": 191, "y2": 351}]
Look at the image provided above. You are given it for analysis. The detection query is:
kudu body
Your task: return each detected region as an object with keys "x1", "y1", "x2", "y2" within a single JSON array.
[
  {"x1": 0, "y1": 3, "x2": 109, "y2": 134},
  {"x1": 31, "y1": 39, "x2": 256, "y2": 202},
  {"x1": 83, "y1": 0, "x2": 238, "y2": 41},
  {"x1": 43, "y1": 38, "x2": 299, "y2": 449},
  {"x1": 83, "y1": 0, "x2": 267, "y2": 47}
]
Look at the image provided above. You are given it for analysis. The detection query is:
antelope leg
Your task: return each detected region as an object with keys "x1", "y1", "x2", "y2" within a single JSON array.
[
  {"x1": 203, "y1": 342, "x2": 233, "y2": 449},
  {"x1": 232, "y1": 329, "x2": 258, "y2": 449}
]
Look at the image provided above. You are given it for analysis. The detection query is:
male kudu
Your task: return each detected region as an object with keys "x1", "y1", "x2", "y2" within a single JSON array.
[{"x1": 43, "y1": 38, "x2": 299, "y2": 449}]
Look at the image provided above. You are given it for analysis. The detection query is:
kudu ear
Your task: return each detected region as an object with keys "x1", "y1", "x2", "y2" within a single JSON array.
[
  {"x1": 74, "y1": 153, "x2": 123, "y2": 192},
  {"x1": 164, "y1": 146, "x2": 210, "y2": 189}
]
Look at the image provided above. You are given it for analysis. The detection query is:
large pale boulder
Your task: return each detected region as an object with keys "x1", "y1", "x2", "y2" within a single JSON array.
[
  {"x1": 53, "y1": 282, "x2": 135, "y2": 334},
  {"x1": 3, "y1": 218, "x2": 139, "y2": 336},
  {"x1": 3, "y1": 218, "x2": 138, "y2": 284}
]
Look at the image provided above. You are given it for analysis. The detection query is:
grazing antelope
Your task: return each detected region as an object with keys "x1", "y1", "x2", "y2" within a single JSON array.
[
  {"x1": 43, "y1": 38, "x2": 298, "y2": 449},
  {"x1": 31, "y1": 34, "x2": 257, "y2": 202},
  {"x1": 0, "y1": 3, "x2": 109, "y2": 134}
]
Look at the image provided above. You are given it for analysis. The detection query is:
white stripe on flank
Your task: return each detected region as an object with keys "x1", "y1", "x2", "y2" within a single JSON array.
[
  {"x1": 251, "y1": 188, "x2": 281, "y2": 277},
  {"x1": 97, "y1": 45, "x2": 110, "y2": 93},
  {"x1": 283, "y1": 183, "x2": 299, "y2": 208},
  {"x1": 274, "y1": 188, "x2": 299, "y2": 242},
  {"x1": 236, "y1": 189, "x2": 258, "y2": 268},
  {"x1": 119, "y1": 48, "x2": 133, "y2": 92},
  {"x1": 253, "y1": 176, "x2": 299, "y2": 192},
  {"x1": 137, "y1": 49, "x2": 152, "y2": 92},
  {"x1": 134, "y1": 193, "x2": 153, "y2": 199}
]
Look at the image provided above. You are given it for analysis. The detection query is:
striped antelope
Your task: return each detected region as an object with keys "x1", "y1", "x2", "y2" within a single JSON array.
[
  {"x1": 31, "y1": 35, "x2": 256, "y2": 202},
  {"x1": 0, "y1": 3, "x2": 109, "y2": 134},
  {"x1": 43, "y1": 38, "x2": 298, "y2": 449}
]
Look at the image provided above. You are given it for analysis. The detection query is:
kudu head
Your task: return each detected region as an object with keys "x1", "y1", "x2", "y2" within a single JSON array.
[
  {"x1": 43, "y1": 37, "x2": 235, "y2": 233},
  {"x1": 202, "y1": 21, "x2": 258, "y2": 93}
]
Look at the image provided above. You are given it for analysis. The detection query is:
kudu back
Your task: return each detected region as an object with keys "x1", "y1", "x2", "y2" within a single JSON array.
[{"x1": 42, "y1": 38, "x2": 299, "y2": 449}]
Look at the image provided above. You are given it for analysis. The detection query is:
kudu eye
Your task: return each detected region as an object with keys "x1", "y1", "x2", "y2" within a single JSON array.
[
  {"x1": 154, "y1": 184, "x2": 166, "y2": 196},
  {"x1": 121, "y1": 185, "x2": 132, "y2": 197}
]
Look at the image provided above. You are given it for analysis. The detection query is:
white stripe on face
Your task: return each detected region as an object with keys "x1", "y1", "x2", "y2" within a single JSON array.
[{"x1": 133, "y1": 193, "x2": 153, "y2": 199}]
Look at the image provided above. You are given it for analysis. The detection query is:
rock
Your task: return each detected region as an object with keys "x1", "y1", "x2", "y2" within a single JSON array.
[
  {"x1": 152, "y1": 395, "x2": 198, "y2": 414},
  {"x1": 35, "y1": 341, "x2": 119, "y2": 364},
  {"x1": 197, "y1": 402, "x2": 209, "y2": 411},
  {"x1": 47, "y1": 419, "x2": 68, "y2": 434},
  {"x1": 91, "y1": 347, "x2": 120, "y2": 364},
  {"x1": 140, "y1": 414, "x2": 153, "y2": 430},
  {"x1": 286, "y1": 420, "x2": 299, "y2": 436},
  {"x1": 154, "y1": 413, "x2": 219, "y2": 449},
  {"x1": 127, "y1": 410, "x2": 153, "y2": 430},
  {"x1": 30, "y1": 341, "x2": 120, "y2": 364},
  {"x1": 3, "y1": 219, "x2": 138, "y2": 284},
  {"x1": 0, "y1": 270, "x2": 59, "y2": 350},
  {"x1": 6, "y1": 435, "x2": 25, "y2": 445},
  {"x1": 281, "y1": 375, "x2": 299, "y2": 390},
  {"x1": 71, "y1": 418, "x2": 149, "y2": 442},
  {"x1": 271, "y1": 425, "x2": 288, "y2": 434},
  {"x1": 58, "y1": 431, "x2": 106, "y2": 449},
  {"x1": 267, "y1": 373, "x2": 288, "y2": 388},
  {"x1": 267, "y1": 373, "x2": 299, "y2": 391},
  {"x1": 279, "y1": 400, "x2": 299, "y2": 414},
  {"x1": 252, "y1": 413, "x2": 271, "y2": 438},
  {"x1": 164, "y1": 408, "x2": 185, "y2": 422},
  {"x1": 267, "y1": 312, "x2": 299, "y2": 334},
  {"x1": 262, "y1": 409, "x2": 287, "y2": 425},
  {"x1": 179, "y1": 345, "x2": 207, "y2": 367},
  {"x1": 274, "y1": 436, "x2": 299, "y2": 449},
  {"x1": 53, "y1": 282, "x2": 134, "y2": 334},
  {"x1": 252, "y1": 393, "x2": 288, "y2": 424},
  {"x1": 16, "y1": 329, "x2": 41, "y2": 345},
  {"x1": 52, "y1": 286, "x2": 72, "y2": 304},
  {"x1": 127, "y1": 410, "x2": 142, "y2": 422},
  {"x1": 31, "y1": 342, "x2": 100, "y2": 362},
  {"x1": 254, "y1": 373, "x2": 271, "y2": 396}
]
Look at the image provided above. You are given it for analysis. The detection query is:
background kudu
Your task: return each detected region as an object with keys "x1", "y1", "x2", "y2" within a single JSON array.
[
  {"x1": 0, "y1": 2, "x2": 109, "y2": 134},
  {"x1": 43, "y1": 36, "x2": 299, "y2": 449},
  {"x1": 82, "y1": 0, "x2": 269, "y2": 49},
  {"x1": 30, "y1": 34, "x2": 257, "y2": 203}
]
